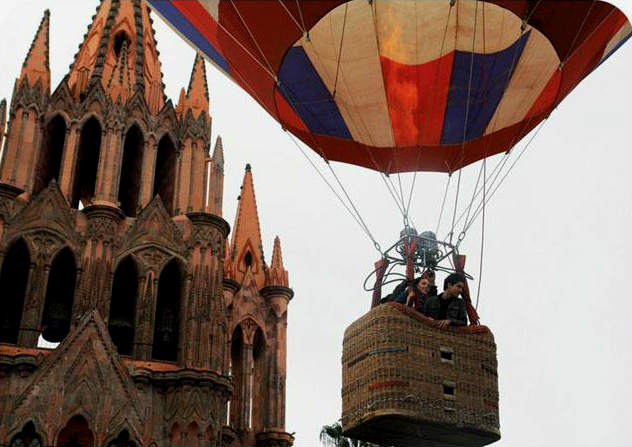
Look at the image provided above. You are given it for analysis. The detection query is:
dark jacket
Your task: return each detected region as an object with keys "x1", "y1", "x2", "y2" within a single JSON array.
[{"x1": 423, "y1": 293, "x2": 468, "y2": 326}]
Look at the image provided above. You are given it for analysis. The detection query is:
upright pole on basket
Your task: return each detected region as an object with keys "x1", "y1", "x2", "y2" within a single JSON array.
[{"x1": 453, "y1": 254, "x2": 480, "y2": 325}]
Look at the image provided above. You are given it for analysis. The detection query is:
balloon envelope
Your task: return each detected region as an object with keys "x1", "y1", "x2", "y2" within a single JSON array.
[{"x1": 149, "y1": 0, "x2": 631, "y2": 173}]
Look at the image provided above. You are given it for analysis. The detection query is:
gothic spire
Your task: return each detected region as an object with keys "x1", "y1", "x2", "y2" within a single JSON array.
[
  {"x1": 206, "y1": 136, "x2": 224, "y2": 216},
  {"x1": 267, "y1": 236, "x2": 289, "y2": 287},
  {"x1": 0, "y1": 99, "x2": 6, "y2": 150},
  {"x1": 67, "y1": 0, "x2": 165, "y2": 113},
  {"x1": 230, "y1": 164, "x2": 265, "y2": 289},
  {"x1": 178, "y1": 53, "x2": 210, "y2": 119},
  {"x1": 19, "y1": 9, "x2": 50, "y2": 93}
]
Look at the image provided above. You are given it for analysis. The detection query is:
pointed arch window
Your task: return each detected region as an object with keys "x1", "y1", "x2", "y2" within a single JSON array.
[
  {"x1": 0, "y1": 238, "x2": 30, "y2": 344},
  {"x1": 57, "y1": 415, "x2": 94, "y2": 447},
  {"x1": 153, "y1": 134, "x2": 176, "y2": 214},
  {"x1": 109, "y1": 256, "x2": 138, "y2": 355},
  {"x1": 152, "y1": 259, "x2": 182, "y2": 361},
  {"x1": 71, "y1": 117, "x2": 101, "y2": 209},
  {"x1": 184, "y1": 422, "x2": 199, "y2": 447},
  {"x1": 113, "y1": 32, "x2": 131, "y2": 59},
  {"x1": 119, "y1": 125, "x2": 144, "y2": 217},
  {"x1": 41, "y1": 247, "x2": 76, "y2": 343},
  {"x1": 229, "y1": 325, "x2": 244, "y2": 429},
  {"x1": 33, "y1": 115, "x2": 66, "y2": 195},
  {"x1": 9, "y1": 421, "x2": 42, "y2": 447},
  {"x1": 106, "y1": 430, "x2": 136, "y2": 447},
  {"x1": 252, "y1": 327, "x2": 266, "y2": 431}
]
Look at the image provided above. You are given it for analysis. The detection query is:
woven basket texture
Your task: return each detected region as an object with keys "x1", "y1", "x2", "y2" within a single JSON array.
[{"x1": 341, "y1": 303, "x2": 500, "y2": 447}]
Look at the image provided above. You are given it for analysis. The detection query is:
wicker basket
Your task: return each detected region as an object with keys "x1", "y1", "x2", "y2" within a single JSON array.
[{"x1": 341, "y1": 303, "x2": 500, "y2": 447}]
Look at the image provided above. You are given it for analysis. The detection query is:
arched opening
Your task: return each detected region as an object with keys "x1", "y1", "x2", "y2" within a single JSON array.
[
  {"x1": 153, "y1": 134, "x2": 176, "y2": 213},
  {"x1": 0, "y1": 239, "x2": 30, "y2": 344},
  {"x1": 71, "y1": 117, "x2": 101, "y2": 209},
  {"x1": 152, "y1": 259, "x2": 181, "y2": 361},
  {"x1": 108, "y1": 257, "x2": 138, "y2": 356},
  {"x1": 204, "y1": 425, "x2": 215, "y2": 445},
  {"x1": 118, "y1": 125, "x2": 144, "y2": 217},
  {"x1": 41, "y1": 248, "x2": 76, "y2": 343},
  {"x1": 113, "y1": 32, "x2": 131, "y2": 59},
  {"x1": 229, "y1": 325, "x2": 244, "y2": 429},
  {"x1": 244, "y1": 251, "x2": 253, "y2": 267},
  {"x1": 184, "y1": 422, "x2": 199, "y2": 447},
  {"x1": 57, "y1": 415, "x2": 94, "y2": 447},
  {"x1": 106, "y1": 429, "x2": 136, "y2": 447},
  {"x1": 168, "y1": 423, "x2": 180, "y2": 447},
  {"x1": 10, "y1": 421, "x2": 42, "y2": 447},
  {"x1": 33, "y1": 115, "x2": 66, "y2": 195},
  {"x1": 252, "y1": 327, "x2": 266, "y2": 431}
]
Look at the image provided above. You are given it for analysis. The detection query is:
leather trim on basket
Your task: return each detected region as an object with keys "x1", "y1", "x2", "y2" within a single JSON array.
[
  {"x1": 385, "y1": 302, "x2": 491, "y2": 334},
  {"x1": 368, "y1": 380, "x2": 409, "y2": 390}
]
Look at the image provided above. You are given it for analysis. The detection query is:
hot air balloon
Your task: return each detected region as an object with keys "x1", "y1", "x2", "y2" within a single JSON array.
[{"x1": 148, "y1": 1, "x2": 631, "y2": 446}]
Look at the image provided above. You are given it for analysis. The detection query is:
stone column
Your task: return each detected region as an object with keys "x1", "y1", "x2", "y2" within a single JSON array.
[
  {"x1": 134, "y1": 271, "x2": 158, "y2": 360},
  {"x1": 78, "y1": 205, "x2": 123, "y2": 319},
  {"x1": 259, "y1": 285, "x2": 294, "y2": 444},
  {"x1": 139, "y1": 136, "x2": 157, "y2": 208},
  {"x1": 59, "y1": 123, "x2": 80, "y2": 201}
]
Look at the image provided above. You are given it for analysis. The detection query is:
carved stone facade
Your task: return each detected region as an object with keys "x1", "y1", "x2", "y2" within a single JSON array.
[{"x1": 0, "y1": 2, "x2": 293, "y2": 446}]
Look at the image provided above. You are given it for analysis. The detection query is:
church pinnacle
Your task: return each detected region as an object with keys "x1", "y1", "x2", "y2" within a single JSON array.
[
  {"x1": 19, "y1": 9, "x2": 50, "y2": 93},
  {"x1": 177, "y1": 53, "x2": 210, "y2": 119},
  {"x1": 67, "y1": 0, "x2": 165, "y2": 113},
  {"x1": 267, "y1": 236, "x2": 289, "y2": 287},
  {"x1": 230, "y1": 164, "x2": 265, "y2": 288}
]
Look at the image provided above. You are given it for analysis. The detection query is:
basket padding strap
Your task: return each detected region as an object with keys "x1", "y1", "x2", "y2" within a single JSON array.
[
  {"x1": 386, "y1": 303, "x2": 490, "y2": 334},
  {"x1": 371, "y1": 258, "x2": 389, "y2": 309},
  {"x1": 368, "y1": 380, "x2": 409, "y2": 390},
  {"x1": 347, "y1": 346, "x2": 408, "y2": 367}
]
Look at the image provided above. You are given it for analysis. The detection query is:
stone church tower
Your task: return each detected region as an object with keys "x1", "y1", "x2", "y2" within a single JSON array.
[{"x1": 0, "y1": 2, "x2": 293, "y2": 446}]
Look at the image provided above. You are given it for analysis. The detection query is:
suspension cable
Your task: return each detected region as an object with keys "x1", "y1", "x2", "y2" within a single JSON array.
[
  {"x1": 464, "y1": 118, "x2": 549, "y2": 234},
  {"x1": 229, "y1": 0, "x2": 277, "y2": 77},
  {"x1": 449, "y1": 0, "x2": 479, "y2": 243},
  {"x1": 286, "y1": 132, "x2": 382, "y2": 253},
  {"x1": 435, "y1": 174, "x2": 452, "y2": 235},
  {"x1": 277, "y1": 0, "x2": 305, "y2": 35},
  {"x1": 405, "y1": 1, "x2": 455, "y2": 222},
  {"x1": 332, "y1": 3, "x2": 349, "y2": 99},
  {"x1": 475, "y1": 158, "x2": 486, "y2": 310}
]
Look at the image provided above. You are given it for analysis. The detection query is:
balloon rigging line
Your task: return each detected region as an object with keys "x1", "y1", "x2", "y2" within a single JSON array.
[
  {"x1": 405, "y1": 1, "x2": 455, "y2": 224},
  {"x1": 436, "y1": 175, "x2": 452, "y2": 235},
  {"x1": 449, "y1": 0, "x2": 480, "y2": 245},
  {"x1": 277, "y1": 0, "x2": 305, "y2": 35},
  {"x1": 463, "y1": 118, "x2": 549, "y2": 235},
  {"x1": 332, "y1": 3, "x2": 349, "y2": 99},
  {"x1": 294, "y1": 5, "x2": 408, "y2": 222},
  {"x1": 462, "y1": 159, "x2": 486, "y2": 235},
  {"x1": 286, "y1": 132, "x2": 381, "y2": 252},
  {"x1": 229, "y1": 0, "x2": 277, "y2": 77},
  {"x1": 564, "y1": 1, "x2": 596, "y2": 66},
  {"x1": 475, "y1": 158, "x2": 486, "y2": 310},
  {"x1": 459, "y1": 113, "x2": 540, "y2": 234},
  {"x1": 213, "y1": 10, "x2": 276, "y2": 80},
  {"x1": 281, "y1": 13, "x2": 408, "y2": 227},
  {"x1": 294, "y1": 0, "x2": 308, "y2": 37}
]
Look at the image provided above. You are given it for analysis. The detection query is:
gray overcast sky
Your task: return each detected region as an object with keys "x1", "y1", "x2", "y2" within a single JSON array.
[{"x1": 1, "y1": 1, "x2": 631, "y2": 445}]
